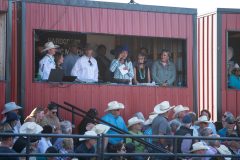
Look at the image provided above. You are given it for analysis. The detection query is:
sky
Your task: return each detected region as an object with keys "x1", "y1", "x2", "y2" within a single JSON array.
[{"x1": 95, "y1": 0, "x2": 240, "y2": 15}]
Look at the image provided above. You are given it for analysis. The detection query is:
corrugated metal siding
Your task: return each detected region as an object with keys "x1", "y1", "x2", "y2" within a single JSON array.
[
  {"x1": 10, "y1": 2, "x2": 18, "y2": 102},
  {"x1": 0, "y1": 0, "x2": 8, "y2": 12},
  {"x1": 221, "y1": 13, "x2": 240, "y2": 116},
  {"x1": 23, "y1": 3, "x2": 194, "y2": 121},
  {"x1": 0, "y1": 82, "x2": 5, "y2": 112},
  {"x1": 197, "y1": 13, "x2": 217, "y2": 121}
]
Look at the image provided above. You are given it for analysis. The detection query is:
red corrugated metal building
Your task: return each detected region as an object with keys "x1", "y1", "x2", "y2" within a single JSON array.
[
  {"x1": 0, "y1": 0, "x2": 8, "y2": 110},
  {"x1": 8, "y1": 0, "x2": 197, "y2": 122},
  {"x1": 198, "y1": 9, "x2": 240, "y2": 121}
]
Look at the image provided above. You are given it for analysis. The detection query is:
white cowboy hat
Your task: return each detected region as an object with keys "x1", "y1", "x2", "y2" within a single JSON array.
[
  {"x1": 1, "y1": 102, "x2": 22, "y2": 114},
  {"x1": 195, "y1": 115, "x2": 211, "y2": 124},
  {"x1": 128, "y1": 117, "x2": 144, "y2": 128},
  {"x1": 234, "y1": 63, "x2": 240, "y2": 69},
  {"x1": 216, "y1": 145, "x2": 232, "y2": 156},
  {"x1": 41, "y1": 41, "x2": 59, "y2": 53},
  {"x1": 173, "y1": 105, "x2": 189, "y2": 118},
  {"x1": 190, "y1": 142, "x2": 209, "y2": 152},
  {"x1": 79, "y1": 130, "x2": 97, "y2": 141},
  {"x1": 104, "y1": 101, "x2": 124, "y2": 112},
  {"x1": 20, "y1": 122, "x2": 43, "y2": 134},
  {"x1": 153, "y1": 101, "x2": 175, "y2": 114},
  {"x1": 144, "y1": 114, "x2": 158, "y2": 125},
  {"x1": 91, "y1": 124, "x2": 110, "y2": 134}
]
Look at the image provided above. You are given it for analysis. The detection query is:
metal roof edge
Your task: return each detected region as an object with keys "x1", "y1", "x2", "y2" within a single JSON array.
[
  {"x1": 217, "y1": 8, "x2": 240, "y2": 14},
  {"x1": 23, "y1": 0, "x2": 197, "y2": 15}
]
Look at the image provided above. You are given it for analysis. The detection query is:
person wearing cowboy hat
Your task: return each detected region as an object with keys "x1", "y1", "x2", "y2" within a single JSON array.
[
  {"x1": 13, "y1": 122, "x2": 43, "y2": 155},
  {"x1": 151, "y1": 101, "x2": 175, "y2": 150},
  {"x1": 38, "y1": 41, "x2": 59, "y2": 80},
  {"x1": 195, "y1": 115, "x2": 211, "y2": 136},
  {"x1": 1, "y1": 102, "x2": 22, "y2": 135},
  {"x1": 90, "y1": 124, "x2": 111, "y2": 152},
  {"x1": 62, "y1": 40, "x2": 82, "y2": 76},
  {"x1": 75, "y1": 130, "x2": 98, "y2": 160},
  {"x1": 101, "y1": 101, "x2": 128, "y2": 152},
  {"x1": 71, "y1": 44, "x2": 99, "y2": 83},
  {"x1": 171, "y1": 104, "x2": 189, "y2": 124},
  {"x1": 200, "y1": 109, "x2": 217, "y2": 135},
  {"x1": 228, "y1": 63, "x2": 240, "y2": 89},
  {"x1": 190, "y1": 142, "x2": 209, "y2": 159},
  {"x1": 126, "y1": 117, "x2": 145, "y2": 155}
]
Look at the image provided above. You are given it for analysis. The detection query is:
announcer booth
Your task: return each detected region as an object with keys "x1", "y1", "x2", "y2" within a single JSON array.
[
  {"x1": 198, "y1": 9, "x2": 240, "y2": 121},
  {"x1": 16, "y1": 0, "x2": 197, "y2": 122},
  {"x1": 0, "y1": 0, "x2": 9, "y2": 108}
]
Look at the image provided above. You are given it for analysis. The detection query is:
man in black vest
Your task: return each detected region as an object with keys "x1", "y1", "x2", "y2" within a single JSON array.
[{"x1": 175, "y1": 114, "x2": 194, "y2": 154}]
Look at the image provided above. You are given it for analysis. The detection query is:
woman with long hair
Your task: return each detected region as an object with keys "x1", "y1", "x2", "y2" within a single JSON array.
[
  {"x1": 133, "y1": 53, "x2": 151, "y2": 84},
  {"x1": 24, "y1": 106, "x2": 45, "y2": 124}
]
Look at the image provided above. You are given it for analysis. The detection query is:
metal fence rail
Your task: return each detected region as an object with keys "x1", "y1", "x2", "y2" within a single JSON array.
[{"x1": 0, "y1": 133, "x2": 239, "y2": 160}]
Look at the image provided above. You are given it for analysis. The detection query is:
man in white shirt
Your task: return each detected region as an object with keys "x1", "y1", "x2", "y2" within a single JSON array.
[
  {"x1": 71, "y1": 46, "x2": 98, "y2": 82},
  {"x1": 38, "y1": 41, "x2": 59, "y2": 80}
]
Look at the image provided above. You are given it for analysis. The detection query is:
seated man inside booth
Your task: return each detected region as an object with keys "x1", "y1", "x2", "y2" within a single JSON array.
[{"x1": 151, "y1": 49, "x2": 176, "y2": 86}]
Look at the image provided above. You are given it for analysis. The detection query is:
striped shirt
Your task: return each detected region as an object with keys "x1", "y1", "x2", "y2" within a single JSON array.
[{"x1": 110, "y1": 59, "x2": 134, "y2": 80}]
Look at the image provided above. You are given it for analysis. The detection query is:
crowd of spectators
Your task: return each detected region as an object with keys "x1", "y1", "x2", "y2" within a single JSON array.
[{"x1": 0, "y1": 101, "x2": 240, "y2": 160}]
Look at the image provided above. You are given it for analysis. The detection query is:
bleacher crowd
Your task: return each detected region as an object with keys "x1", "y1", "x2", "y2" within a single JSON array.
[{"x1": 0, "y1": 101, "x2": 240, "y2": 160}]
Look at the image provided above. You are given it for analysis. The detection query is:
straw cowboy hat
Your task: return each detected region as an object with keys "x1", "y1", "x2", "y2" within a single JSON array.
[
  {"x1": 91, "y1": 124, "x2": 110, "y2": 134},
  {"x1": 144, "y1": 114, "x2": 158, "y2": 125},
  {"x1": 195, "y1": 115, "x2": 211, "y2": 124},
  {"x1": 173, "y1": 105, "x2": 189, "y2": 118},
  {"x1": 190, "y1": 142, "x2": 209, "y2": 152},
  {"x1": 153, "y1": 101, "x2": 175, "y2": 114},
  {"x1": 128, "y1": 117, "x2": 144, "y2": 128},
  {"x1": 79, "y1": 130, "x2": 97, "y2": 141},
  {"x1": 41, "y1": 41, "x2": 59, "y2": 53},
  {"x1": 2, "y1": 102, "x2": 22, "y2": 114},
  {"x1": 20, "y1": 122, "x2": 43, "y2": 134},
  {"x1": 104, "y1": 101, "x2": 124, "y2": 112}
]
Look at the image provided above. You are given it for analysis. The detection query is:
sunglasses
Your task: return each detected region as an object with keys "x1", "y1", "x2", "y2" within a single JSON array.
[
  {"x1": 52, "y1": 111, "x2": 57, "y2": 114},
  {"x1": 88, "y1": 59, "x2": 93, "y2": 66},
  {"x1": 114, "y1": 109, "x2": 120, "y2": 111}
]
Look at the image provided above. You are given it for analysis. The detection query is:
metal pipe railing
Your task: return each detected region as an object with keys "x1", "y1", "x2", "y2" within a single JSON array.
[{"x1": 0, "y1": 133, "x2": 239, "y2": 159}]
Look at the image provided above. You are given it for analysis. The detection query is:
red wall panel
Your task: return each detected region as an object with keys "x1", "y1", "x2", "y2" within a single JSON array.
[
  {"x1": 0, "y1": 82, "x2": 5, "y2": 111},
  {"x1": 23, "y1": 3, "x2": 195, "y2": 122},
  {"x1": 0, "y1": 0, "x2": 8, "y2": 12},
  {"x1": 221, "y1": 13, "x2": 240, "y2": 117}
]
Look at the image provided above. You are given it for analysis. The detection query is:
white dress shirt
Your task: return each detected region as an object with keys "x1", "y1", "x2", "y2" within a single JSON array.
[
  {"x1": 71, "y1": 55, "x2": 98, "y2": 82},
  {"x1": 38, "y1": 54, "x2": 56, "y2": 80},
  {"x1": 37, "y1": 137, "x2": 52, "y2": 153}
]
